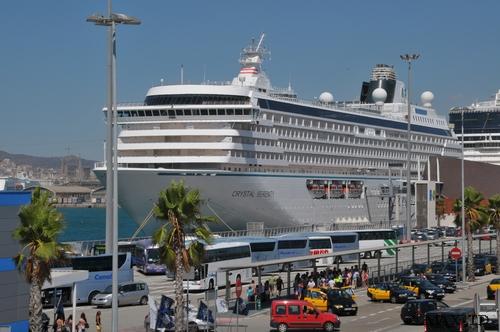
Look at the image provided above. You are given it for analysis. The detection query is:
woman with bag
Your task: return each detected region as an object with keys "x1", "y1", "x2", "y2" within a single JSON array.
[{"x1": 95, "y1": 311, "x2": 102, "y2": 332}]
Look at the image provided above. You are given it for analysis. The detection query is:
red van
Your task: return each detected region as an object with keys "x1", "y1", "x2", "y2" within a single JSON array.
[{"x1": 270, "y1": 299, "x2": 340, "y2": 332}]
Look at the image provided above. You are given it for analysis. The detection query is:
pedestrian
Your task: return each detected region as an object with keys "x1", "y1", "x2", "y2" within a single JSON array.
[
  {"x1": 76, "y1": 318, "x2": 86, "y2": 332},
  {"x1": 95, "y1": 311, "x2": 102, "y2": 332},
  {"x1": 276, "y1": 276, "x2": 283, "y2": 297},
  {"x1": 362, "y1": 261, "x2": 368, "y2": 273},
  {"x1": 65, "y1": 315, "x2": 73, "y2": 331},
  {"x1": 307, "y1": 278, "x2": 315, "y2": 289},
  {"x1": 361, "y1": 270, "x2": 369, "y2": 287},
  {"x1": 80, "y1": 313, "x2": 89, "y2": 329},
  {"x1": 54, "y1": 319, "x2": 68, "y2": 332},
  {"x1": 297, "y1": 280, "x2": 304, "y2": 300},
  {"x1": 352, "y1": 269, "x2": 360, "y2": 289},
  {"x1": 246, "y1": 285, "x2": 255, "y2": 303}
]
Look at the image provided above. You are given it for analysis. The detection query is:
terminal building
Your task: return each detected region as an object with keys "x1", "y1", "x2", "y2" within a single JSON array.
[{"x1": 0, "y1": 192, "x2": 31, "y2": 332}]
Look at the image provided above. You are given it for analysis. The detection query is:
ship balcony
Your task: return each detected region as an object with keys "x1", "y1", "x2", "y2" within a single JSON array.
[{"x1": 117, "y1": 142, "x2": 284, "y2": 153}]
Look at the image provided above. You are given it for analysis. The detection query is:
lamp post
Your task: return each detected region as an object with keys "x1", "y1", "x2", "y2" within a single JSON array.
[
  {"x1": 87, "y1": 4, "x2": 140, "y2": 332},
  {"x1": 400, "y1": 54, "x2": 420, "y2": 242},
  {"x1": 461, "y1": 109, "x2": 466, "y2": 283}
]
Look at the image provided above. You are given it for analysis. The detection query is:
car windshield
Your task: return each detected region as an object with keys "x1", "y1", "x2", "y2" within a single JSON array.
[
  {"x1": 419, "y1": 280, "x2": 438, "y2": 288},
  {"x1": 103, "y1": 285, "x2": 112, "y2": 294},
  {"x1": 147, "y1": 248, "x2": 160, "y2": 263},
  {"x1": 491, "y1": 279, "x2": 500, "y2": 285}
]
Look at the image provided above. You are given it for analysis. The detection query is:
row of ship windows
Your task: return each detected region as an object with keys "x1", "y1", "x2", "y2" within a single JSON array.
[
  {"x1": 118, "y1": 108, "x2": 252, "y2": 118},
  {"x1": 262, "y1": 113, "x2": 451, "y2": 146},
  {"x1": 413, "y1": 114, "x2": 446, "y2": 127},
  {"x1": 227, "y1": 150, "x2": 420, "y2": 170}
]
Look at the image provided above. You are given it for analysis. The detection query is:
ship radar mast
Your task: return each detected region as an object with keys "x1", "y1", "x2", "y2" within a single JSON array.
[{"x1": 233, "y1": 33, "x2": 272, "y2": 90}]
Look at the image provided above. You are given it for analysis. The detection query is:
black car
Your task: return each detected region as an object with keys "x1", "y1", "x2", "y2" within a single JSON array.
[
  {"x1": 400, "y1": 299, "x2": 449, "y2": 325},
  {"x1": 425, "y1": 307, "x2": 484, "y2": 332},
  {"x1": 385, "y1": 282, "x2": 418, "y2": 303},
  {"x1": 430, "y1": 261, "x2": 447, "y2": 273},
  {"x1": 439, "y1": 263, "x2": 462, "y2": 282},
  {"x1": 425, "y1": 274, "x2": 456, "y2": 293},
  {"x1": 398, "y1": 276, "x2": 445, "y2": 300},
  {"x1": 326, "y1": 288, "x2": 358, "y2": 316}
]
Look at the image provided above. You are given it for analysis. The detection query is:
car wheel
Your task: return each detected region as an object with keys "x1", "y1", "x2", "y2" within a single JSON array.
[
  {"x1": 403, "y1": 318, "x2": 412, "y2": 325},
  {"x1": 88, "y1": 291, "x2": 99, "y2": 304},
  {"x1": 390, "y1": 295, "x2": 397, "y2": 303},
  {"x1": 140, "y1": 296, "x2": 148, "y2": 305},
  {"x1": 323, "y1": 321, "x2": 335, "y2": 332},
  {"x1": 419, "y1": 293, "x2": 426, "y2": 299},
  {"x1": 278, "y1": 323, "x2": 288, "y2": 332}
]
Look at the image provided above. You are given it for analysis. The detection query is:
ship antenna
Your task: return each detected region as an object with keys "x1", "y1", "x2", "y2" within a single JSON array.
[
  {"x1": 256, "y1": 33, "x2": 265, "y2": 52},
  {"x1": 180, "y1": 64, "x2": 184, "y2": 85}
]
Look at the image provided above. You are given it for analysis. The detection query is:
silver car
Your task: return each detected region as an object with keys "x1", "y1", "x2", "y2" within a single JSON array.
[{"x1": 92, "y1": 282, "x2": 149, "y2": 307}]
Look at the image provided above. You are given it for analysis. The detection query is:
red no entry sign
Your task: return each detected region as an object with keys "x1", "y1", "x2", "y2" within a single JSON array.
[{"x1": 449, "y1": 247, "x2": 462, "y2": 260}]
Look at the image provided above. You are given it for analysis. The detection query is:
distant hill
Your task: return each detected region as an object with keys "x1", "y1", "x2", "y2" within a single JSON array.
[{"x1": 0, "y1": 150, "x2": 96, "y2": 169}]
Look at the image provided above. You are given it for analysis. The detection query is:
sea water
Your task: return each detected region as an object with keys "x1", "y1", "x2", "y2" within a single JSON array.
[{"x1": 57, "y1": 207, "x2": 146, "y2": 242}]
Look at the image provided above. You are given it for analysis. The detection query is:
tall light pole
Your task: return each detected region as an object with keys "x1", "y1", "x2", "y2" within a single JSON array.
[
  {"x1": 461, "y1": 109, "x2": 466, "y2": 283},
  {"x1": 87, "y1": 4, "x2": 140, "y2": 332},
  {"x1": 400, "y1": 53, "x2": 420, "y2": 242}
]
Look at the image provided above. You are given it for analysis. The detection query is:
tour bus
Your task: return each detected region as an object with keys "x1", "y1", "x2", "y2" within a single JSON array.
[
  {"x1": 184, "y1": 242, "x2": 253, "y2": 291},
  {"x1": 133, "y1": 242, "x2": 166, "y2": 275},
  {"x1": 217, "y1": 237, "x2": 279, "y2": 274},
  {"x1": 42, "y1": 253, "x2": 133, "y2": 305},
  {"x1": 274, "y1": 235, "x2": 313, "y2": 270},
  {"x1": 312, "y1": 231, "x2": 359, "y2": 263},
  {"x1": 351, "y1": 229, "x2": 398, "y2": 258}
]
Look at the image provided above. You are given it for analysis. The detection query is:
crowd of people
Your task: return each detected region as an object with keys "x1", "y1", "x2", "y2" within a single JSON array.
[
  {"x1": 245, "y1": 262, "x2": 370, "y2": 304},
  {"x1": 43, "y1": 310, "x2": 101, "y2": 332}
]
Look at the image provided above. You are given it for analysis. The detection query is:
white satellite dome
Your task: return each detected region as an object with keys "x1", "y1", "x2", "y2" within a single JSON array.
[
  {"x1": 421, "y1": 91, "x2": 434, "y2": 107},
  {"x1": 372, "y1": 88, "x2": 387, "y2": 105},
  {"x1": 319, "y1": 91, "x2": 334, "y2": 104}
]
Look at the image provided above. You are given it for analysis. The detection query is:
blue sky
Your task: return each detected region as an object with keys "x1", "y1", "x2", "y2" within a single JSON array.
[{"x1": 1, "y1": 0, "x2": 500, "y2": 160}]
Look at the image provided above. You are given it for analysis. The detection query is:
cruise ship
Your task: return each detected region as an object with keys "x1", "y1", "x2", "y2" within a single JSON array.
[
  {"x1": 449, "y1": 90, "x2": 500, "y2": 166},
  {"x1": 94, "y1": 34, "x2": 461, "y2": 234}
]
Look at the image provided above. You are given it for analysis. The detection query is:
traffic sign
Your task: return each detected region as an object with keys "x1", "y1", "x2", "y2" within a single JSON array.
[
  {"x1": 235, "y1": 277, "x2": 242, "y2": 298},
  {"x1": 449, "y1": 247, "x2": 462, "y2": 260}
]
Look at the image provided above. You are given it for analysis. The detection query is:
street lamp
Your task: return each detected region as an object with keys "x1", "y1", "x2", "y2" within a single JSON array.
[
  {"x1": 461, "y1": 109, "x2": 466, "y2": 283},
  {"x1": 400, "y1": 53, "x2": 420, "y2": 242},
  {"x1": 87, "y1": 3, "x2": 140, "y2": 332}
]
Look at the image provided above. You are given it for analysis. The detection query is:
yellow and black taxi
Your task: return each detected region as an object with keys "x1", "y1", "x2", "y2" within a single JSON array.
[
  {"x1": 398, "y1": 276, "x2": 444, "y2": 300},
  {"x1": 487, "y1": 278, "x2": 500, "y2": 300},
  {"x1": 367, "y1": 282, "x2": 416, "y2": 303},
  {"x1": 303, "y1": 288, "x2": 329, "y2": 312}
]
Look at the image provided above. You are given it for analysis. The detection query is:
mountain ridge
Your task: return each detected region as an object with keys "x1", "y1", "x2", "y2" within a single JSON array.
[{"x1": 0, "y1": 150, "x2": 97, "y2": 169}]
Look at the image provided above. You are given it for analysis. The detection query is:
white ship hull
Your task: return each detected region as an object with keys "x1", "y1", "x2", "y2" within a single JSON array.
[{"x1": 95, "y1": 168, "x2": 401, "y2": 235}]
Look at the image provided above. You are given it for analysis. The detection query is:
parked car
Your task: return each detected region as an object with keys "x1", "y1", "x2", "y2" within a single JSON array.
[
  {"x1": 479, "y1": 302, "x2": 498, "y2": 330},
  {"x1": 487, "y1": 278, "x2": 500, "y2": 300},
  {"x1": 425, "y1": 307, "x2": 486, "y2": 332},
  {"x1": 398, "y1": 276, "x2": 445, "y2": 300},
  {"x1": 270, "y1": 299, "x2": 340, "y2": 332},
  {"x1": 425, "y1": 274, "x2": 456, "y2": 293},
  {"x1": 91, "y1": 282, "x2": 149, "y2": 307},
  {"x1": 400, "y1": 299, "x2": 448, "y2": 325},
  {"x1": 367, "y1": 282, "x2": 416, "y2": 303}
]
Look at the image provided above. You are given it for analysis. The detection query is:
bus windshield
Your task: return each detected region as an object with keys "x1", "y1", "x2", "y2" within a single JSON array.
[{"x1": 147, "y1": 248, "x2": 160, "y2": 263}]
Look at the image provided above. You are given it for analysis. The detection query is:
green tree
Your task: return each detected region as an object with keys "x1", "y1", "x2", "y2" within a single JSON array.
[
  {"x1": 453, "y1": 186, "x2": 486, "y2": 281},
  {"x1": 487, "y1": 194, "x2": 500, "y2": 274},
  {"x1": 12, "y1": 187, "x2": 67, "y2": 332},
  {"x1": 152, "y1": 181, "x2": 215, "y2": 332}
]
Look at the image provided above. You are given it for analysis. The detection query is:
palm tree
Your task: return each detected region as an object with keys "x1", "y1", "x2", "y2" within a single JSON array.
[
  {"x1": 487, "y1": 194, "x2": 500, "y2": 274},
  {"x1": 153, "y1": 181, "x2": 215, "y2": 332},
  {"x1": 12, "y1": 187, "x2": 67, "y2": 332},
  {"x1": 452, "y1": 186, "x2": 486, "y2": 281}
]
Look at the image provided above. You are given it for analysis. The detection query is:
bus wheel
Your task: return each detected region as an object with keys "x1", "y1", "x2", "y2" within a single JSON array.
[
  {"x1": 334, "y1": 256, "x2": 343, "y2": 264},
  {"x1": 140, "y1": 296, "x2": 148, "y2": 305},
  {"x1": 209, "y1": 279, "x2": 214, "y2": 290},
  {"x1": 88, "y1": 291, "x2": 99, "y2": 304},
  {"x1": 364, "y1": 252, "x2": 372, "y2": 259},
  {"x1": 375, "y1": 251, "x2": 382, "y2": 259}
]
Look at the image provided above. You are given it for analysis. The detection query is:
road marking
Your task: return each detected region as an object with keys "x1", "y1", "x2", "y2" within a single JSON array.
[{"x1": 367, "y1": 317, "x2": 390, "y2": 325}]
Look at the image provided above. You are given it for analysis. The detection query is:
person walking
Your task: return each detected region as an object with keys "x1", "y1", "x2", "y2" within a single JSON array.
[
  {"x1": 276, "y1": 276, "x2": 283, "y2": 297},
  {"x1": 95, "y1": 311, "x2": 102, "y2": 332},
  {"x1": 352, "y1": 269, "x2": 360, "y2": 289}
]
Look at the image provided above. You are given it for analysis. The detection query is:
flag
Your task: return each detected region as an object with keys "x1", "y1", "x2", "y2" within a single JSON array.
[
  {"x1": 156, "y1": 295, "x2": 175, "y2": 330},
  {"x1": 196, "y1": 301, "x2": 214, "y2": 323}
]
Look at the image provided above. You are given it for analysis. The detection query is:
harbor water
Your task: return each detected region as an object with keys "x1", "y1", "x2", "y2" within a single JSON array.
[{"x1": 57, "y1": 207, "x2": 146, "y2": 242}]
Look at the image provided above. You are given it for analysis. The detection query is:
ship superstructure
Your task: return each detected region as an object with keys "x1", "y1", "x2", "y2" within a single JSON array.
[
  {"x1": 94, "y1": 34, "x2": 461, "y2": 233},
  {"x1": 449, "y1": 90, "x2": 500, "y2": 166}
]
